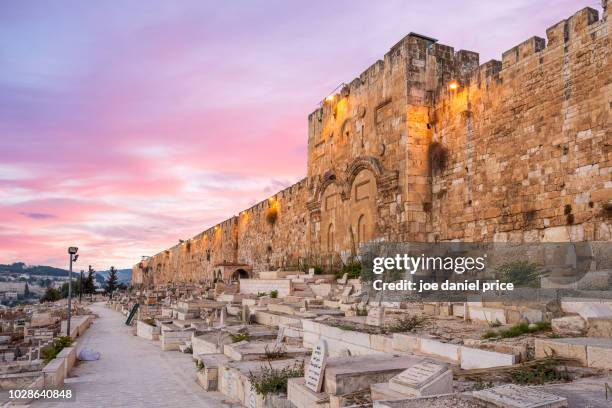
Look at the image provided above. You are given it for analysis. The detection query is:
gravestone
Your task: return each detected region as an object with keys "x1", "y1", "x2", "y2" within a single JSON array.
[
  {"x1": 473, "y1": 384, "x2": 568, "y2": 408},
  {"x1": 341, "y1": 286, "x2": 353, "y2": 298},
  {"x1": 366, "y1": 307, "x2": 384, "y2": 326},
  {"x1": 338, "y1": 273, "x2": 348, "y2": 284},
  {"x1": 247, "y1": 388, "x2": 257, "y2": 408},
  {"x1": 308, "y1": 268, "x2": 315, "y2": 277},
  {"x1": 220, "y1": 306, "x2": 227, "y2": 326},
  {"x1": 242, "y1": 305, "x2": 250, "y2": 324},
  {"x1": 388, "y1": 361, "x2": 452, "y2": 397},
  {"x1": 274, "y1": 327, "x2": 285, "y2": 348},
  {"x1": 305, "y1": 340, "x2": 328, "y2": 392}
]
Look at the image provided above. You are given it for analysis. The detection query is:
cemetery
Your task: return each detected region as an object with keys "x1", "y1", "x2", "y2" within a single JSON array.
[{"x1": 109, "y1": 261, "x2": 612, "y2": 408}]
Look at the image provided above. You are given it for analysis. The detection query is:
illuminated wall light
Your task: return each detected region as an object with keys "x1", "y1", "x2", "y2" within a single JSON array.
[
  {"x1": 448, "y1": 80, "x2": 460, "y2": 91},
  {"x1": 325, "y1": 94, "x2": 336, "y2": 103}
]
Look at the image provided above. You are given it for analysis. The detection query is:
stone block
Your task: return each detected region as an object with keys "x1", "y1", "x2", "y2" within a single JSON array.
[
  {"x1": 392, "y1": 333, "x2": 420, "y2": 353},
  {"x1": 460, "y1": 346, "x2": 516, "y2": 369},
  {"x1": 586, "y1": 317, "x2": 612, "y2": 338},
  {"x1": 418, "y1": 338, "x2": 460, "y2": 363},
  {"x1": 551, "y1": 316, "x2": 586, "y2": 337},
  {"x1": 287, "y1": 377, "x2": 330, "y2": 408}
]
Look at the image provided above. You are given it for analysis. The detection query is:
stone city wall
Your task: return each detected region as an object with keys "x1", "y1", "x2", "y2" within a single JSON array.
[{"x1": 133, "y1": 4, "x2": 610, "y2": 286}]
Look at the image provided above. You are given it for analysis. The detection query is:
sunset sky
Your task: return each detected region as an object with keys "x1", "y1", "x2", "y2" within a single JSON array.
[{"x1": 0, "y1": 0, "x2": 596, "y2": 270}]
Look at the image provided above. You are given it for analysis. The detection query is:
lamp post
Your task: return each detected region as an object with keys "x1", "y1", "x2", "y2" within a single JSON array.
[
  {"x1": 67, "y1": 247, "x2": 78, "y2": 337},
  {"x1": 79, "y1": 270, "x2": 84, "y2": 303}
]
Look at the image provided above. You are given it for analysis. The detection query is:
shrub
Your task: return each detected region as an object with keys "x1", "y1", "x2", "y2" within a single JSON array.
[
  {"x1": 231, "y1": 333, "x2": 250, "y2": 343},
  {"x1": 195, "y1": 360, "x2": 204, "y2": 371},
  {"x1": 263, "y1": 345, "x2": 287, "y2": 360},
  {"x1": 143, "y1": 318, "x2": 155, "y2": 326},
  {"x1": 339, "y1": 261, "x2": 361, "y2": 279},
  {"x1": 510, "y1": 360, "x2": 571, "y2": 385},
  {"x1": 270, "y1": 290, "x2": 278, "y2": 299},
  {"x1": 184, "y1": 345, "x2": 193, "y2": 354},
  {"x1": 248, "y1": 360, "x2": 304, "y2": 396},
  {"x1": 42, "y1": 336, "x2": 72, "y2": 363},
  {"x1": 386, "y1": 315, "x2": 427, "y2": 333},
  {"x1": 485, "y1": 321, "x2": 552, "y2": 339},
  {"x1": 257, "y1": 292, "x2": 268, "y2": 297},
  {"x1": 497, "y1": 261, "x2": 543, "y2": 288}
]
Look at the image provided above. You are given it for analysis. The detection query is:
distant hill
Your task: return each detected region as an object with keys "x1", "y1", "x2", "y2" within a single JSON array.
[
  {"x1": 0, "y1": 262, "x2": 69, "y2": 277},
  {"x1": 95, "y1": 268, "x2": 132, "y2": 285}
]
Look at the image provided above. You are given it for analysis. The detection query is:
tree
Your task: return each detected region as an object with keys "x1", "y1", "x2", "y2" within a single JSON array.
[
  {"x1": 106, "y1": 266, "x2": 119, "y2": 299},
  {"x1": 40, "y1": 288, "x2": 61, "y2": 303},
  {"x1": 24, "y1": 282, "x2": 30, "y2": 298},
  {"x1": 85, "y1": 266, "x2": 96, "y2": 294}
]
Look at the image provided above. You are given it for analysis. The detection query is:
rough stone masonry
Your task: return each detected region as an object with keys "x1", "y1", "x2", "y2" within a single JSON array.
[{"x1": 133, "y1": 4, "x2": 611, "y2": 286}]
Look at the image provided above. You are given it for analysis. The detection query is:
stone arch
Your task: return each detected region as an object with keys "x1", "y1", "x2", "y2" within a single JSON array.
[
  {"x1": 345, "y1": 156, "x2": 385, "y2": 193},
  {"x1": 348, "y1": 168, "x2": 378, "y2": 249}
]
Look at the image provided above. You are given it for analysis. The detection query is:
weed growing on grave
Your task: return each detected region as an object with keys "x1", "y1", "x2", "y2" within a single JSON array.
[
  {"x1": 42, "y1": 336, "x2": 72, "y2": 363},
  {"x1": 263, "y1": 345, "x2": 287, "y2": 360},
  {"x1": 489, "y1": 319, "x2": 502, "y2": 328},
  {"x1": 195, "y1": 360, "x2": 204, "y2": 371},
  {"x1": 142, "y1": 317, "x2": 155, "y2": 326},
  {"x1": 230, "y1": 332, "x2": 251, "y2": 343},
  {"x1": 184, "y1": 345, "x2": 193, "y2": 354},
  {"x1": 482, "y1": 330, "x2": 499, "y2": 339},
  {"x1": 510, "y1": 359, "x2": 571, "y2": 385},
  {"x1": 472, "y1": 380, "x2": 494, "y2": 390},
  {"x1": 356, "y1": 306, "x2": 368, "y2": 316},
  {"x1": 338, "y1": 261, "x2": 362, "y2": 280},
  {"x1": 301, "y1": 264, "x2": 324, "y2": 275},
  {"x1": 386, "y1": 315, "x2": 427, "y2": 333},
  {"x1": 257, "y1": 292, "x2": 268, "y2": 297},
  {"x1": 483, "y1": 321, "x2": 552, "y2": 339},
  {"x1": 248, "y1": 360, "x2": 304, "y2": 396},
  {"x1": 270, "y1": 290, "x2": 278, "y2": 299}
]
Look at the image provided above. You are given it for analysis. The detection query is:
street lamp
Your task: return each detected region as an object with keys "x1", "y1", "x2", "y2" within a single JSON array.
[{"x1": 67, "y1": 247, "x2": 78, "y2": 337}]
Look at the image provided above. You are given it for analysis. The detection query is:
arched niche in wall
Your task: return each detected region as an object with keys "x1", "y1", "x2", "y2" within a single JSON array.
[
  {"x1": 348, "y1": 169, "x2": 377, "y2": 252},
  {"x1": 319, "y1": 181, "x2": 345, "y2": 254}
]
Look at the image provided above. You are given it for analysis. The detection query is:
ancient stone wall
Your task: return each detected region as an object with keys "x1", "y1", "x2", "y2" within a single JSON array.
[
  {"x1": 429, "y1": 6, "x2": 611, "y2": 243},
  {"x1": 133, "y1": 4, "x2": 611, "y2": 286}
]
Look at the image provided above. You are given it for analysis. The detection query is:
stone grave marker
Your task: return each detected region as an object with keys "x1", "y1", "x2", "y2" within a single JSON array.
[
  {"x1": 274, "y1": 327, "x2": 285, "y2": 348},
  {"x1": 247, "y1": 388, "x2": 257, "y2": 408},
  {"x1": 305, "y1": 340, "x2": 328, "y2": 392},
  {"x1": 473, "y1": 384, "x2": 568, "y2": 408},
  {"x1": 242, "y1": 305, "x2": 250, "y2": 324},
  {"x1": 308, "y1": 268, "x2": 315, "y2": 277},
  {"x1": 389, "y1": 360, "x2": 452, "y2": 397},
  {"x1": 366, "y1": 306, "x2": 384, "y2": 326},
  {"x1": 338, "y1": 273, "x2": 348, "y2": 284},
  {"x1": 341, "y1": 286, "x2": 353, "y2": 298},
  {"x1": 220, "y1": 306, "x2": 227, "y2": 326}
]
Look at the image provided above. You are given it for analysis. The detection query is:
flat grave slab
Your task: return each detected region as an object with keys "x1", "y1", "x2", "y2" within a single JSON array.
[
  {"x1": 388, "y1": 360, "x2": 452, "y2": 397},
  {"x1": 473, "y1": 384, "x2": 568, "y2": 408}
]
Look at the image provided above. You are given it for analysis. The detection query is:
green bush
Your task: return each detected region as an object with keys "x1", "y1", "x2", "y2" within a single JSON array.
[
  {"x1": 142, "y1": 318, "x2": 155, "y2": 326},
  {"x1": 270, "y1": 290, "x2": 278, "y2": 299},
  {"x1": 248, "y1": 360, "x2": 304, "y2": 396},
  {"x1": 42, "y1": 336, "x2": 72, "y2": 363},
  {"x1": 231, "y1": 333, "x2": 250, "y2": 343},
  {"x1": 386, "y1": 315, "x2": 427, "y2": 333},
  {"x1": 497, "y1": 261, "x2": 543, "y2": 288},
  {"x1": 339, "y1": 261, "x2": 362, "y2": 279},
  {"x1": 484, "y1": 321, "x2": 552, "y2": 339}
]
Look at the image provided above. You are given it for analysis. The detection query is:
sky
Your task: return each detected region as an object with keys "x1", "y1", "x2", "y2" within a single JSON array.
[{"x1": 0, "y1": 0, "x2": 598, "y2": 270}]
